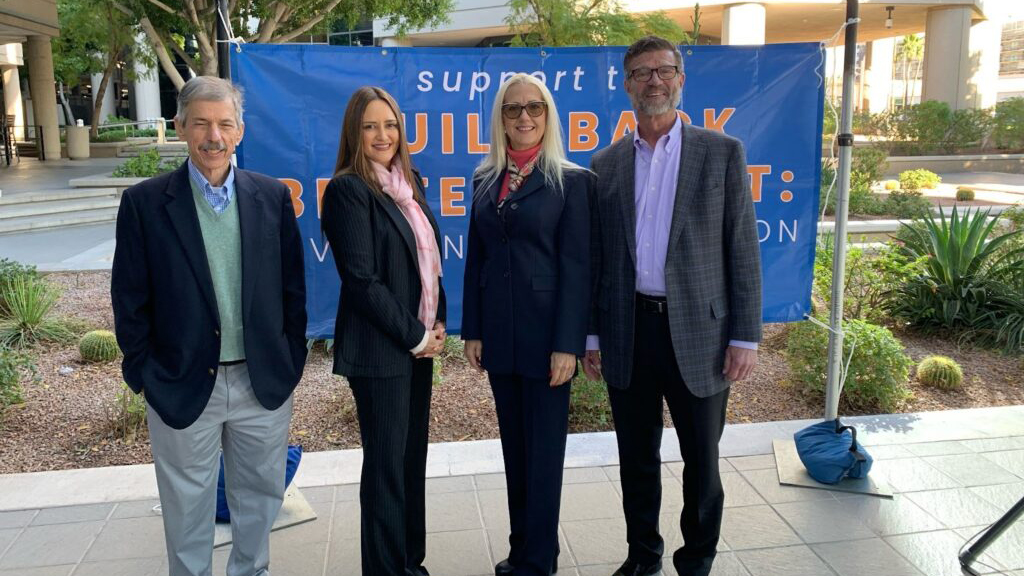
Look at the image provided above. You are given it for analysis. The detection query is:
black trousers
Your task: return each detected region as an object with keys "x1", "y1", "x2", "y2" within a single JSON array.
[
  {"x1": 349, "y1": 358, "x2": 434, "y2": 576},
  {"x1": 490, "y1": 373, "x2": 571, "y2": 576},
  {"x1": 608, "y1": 305, "x2": 730, "y2": 576}
]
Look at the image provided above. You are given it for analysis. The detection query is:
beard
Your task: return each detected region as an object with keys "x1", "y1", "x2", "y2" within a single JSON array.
[{"x1": 629, "y1": 83, "x2": 682, "y2": 116}]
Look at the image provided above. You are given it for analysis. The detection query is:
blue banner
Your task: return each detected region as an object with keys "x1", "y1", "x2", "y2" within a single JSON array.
[{"x1": 232, "y1": 43, "x2": 823, "y2": 337}]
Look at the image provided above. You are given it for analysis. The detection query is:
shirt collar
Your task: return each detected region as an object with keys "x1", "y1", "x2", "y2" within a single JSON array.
[
  {"x1": 187, "y1": 157, "x2": 235, "y2": 193},
  {"x1": 633, "y1": 114, "x2": 683, "y2": 153}
]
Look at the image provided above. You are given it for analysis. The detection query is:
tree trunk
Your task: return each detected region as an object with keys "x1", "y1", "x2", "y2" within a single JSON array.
[
  {"x1": 90, "y1": 54, "x2": 118, "y2": 139},
  {"x1": 902, "y1": 59, "x2": 910, "y2": 107},
  {"x1": 139, "y1": 16, "x2": 186, "y2": 90}
]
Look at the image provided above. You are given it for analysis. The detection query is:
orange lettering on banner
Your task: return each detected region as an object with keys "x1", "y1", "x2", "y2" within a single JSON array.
[
  {"x1": 747, "y1": 165, "x2": 771, "y2": 203},
  {"x1": 405, "y1": 113, "x2": 428, "y2": 154},
  {"x1": 569, "y1": 112, "x2": 599, "y2": 152},
  {"x1": 316, "y1": 178, "x2": 330, "y2": 219},
  {"x1": 612, "y1": 111, "x2": 636, "y2": 141},
  {"x1": 467, "y1": 114, "x2": 490, "y2": 154},
  {"x1": 441, "y1": 113, "x2": 454, "y2": 155},
  {"x1": 703, "y1": 108, "x2": 735, "y2": 133},
  {"x1": 440, "y1": 177, "x2": 466, "y2": 216},
  {"x1": 280, "y1": 178, "x2": 304, "y2": 217},
  {"x1": 677, "y1": 110, "x2": 692, "y2": 124}
]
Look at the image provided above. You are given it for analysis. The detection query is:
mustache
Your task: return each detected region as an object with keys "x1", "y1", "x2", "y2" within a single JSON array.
[{"x1": 199, "y1": 141, "x2": 227, "y2": 152}]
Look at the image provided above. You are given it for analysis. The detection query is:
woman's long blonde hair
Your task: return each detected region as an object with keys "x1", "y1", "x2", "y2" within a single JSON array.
[{"x1": 474, "y1": 73, "x2": 583, "y2": 196}]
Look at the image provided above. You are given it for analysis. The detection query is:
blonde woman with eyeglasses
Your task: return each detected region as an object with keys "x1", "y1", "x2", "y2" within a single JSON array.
[{"x1": 461, "y1": 73, "x2": 591, "y2": 576}]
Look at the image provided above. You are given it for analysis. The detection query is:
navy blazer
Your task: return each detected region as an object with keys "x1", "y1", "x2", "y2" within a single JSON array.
[
  {"x1": 462, "y1": 167, "x2": 591, "y2": 379},
  {"x1": 111, "y1": 163, "x2": 308, "y2": 430},
  {"x1": 321, "y1": 173, "x2": 447, "y2": 379}
]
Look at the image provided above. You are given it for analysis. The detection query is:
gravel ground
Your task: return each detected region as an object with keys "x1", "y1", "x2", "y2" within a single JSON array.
[{"x1": 0, "y1": 272, "x2": 1021, "y2": 475}]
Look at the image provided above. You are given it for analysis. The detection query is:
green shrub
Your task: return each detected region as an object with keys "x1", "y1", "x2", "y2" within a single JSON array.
[
  {"x1": 993, "y1": 97, "x2": 1024, "y2": 150},
  {"x1": 0, "y1": 346, "x2": 34, "y2": 414},
  {"x1": 91, "y1": 131, "x2": 127, "y2": 143},
  {"x1": 0, "y1": 276, "x2": 75, "y2": 348},
  {"x1": 917, "y1": 355, "x2": 963, "y2": 390},
  {"x1": 79, "y1": 330, "x2": 120, "y2": 362},
  {"x1": 569, "y1": 369, "x2": 612, "y2": 430},
  {"x1": 818, "y1": 149, "x2": 888, "y2": 217},
  {"x1": 1001, "y1": 204, "x2": 1024, "y2": 232},
  {"x1": 0, "y1": 259, "x2": 38, "y2": 316},
  {"x1": 956, "y1": 187, "x2": 975, "y2": 202},
  {"x1": 883, "y1": 190, "x2": 933, "y2": 219},
  {"x1": 851, "y1": 146, "x2": 888, "y2": 191},
  {"x1": 108, "y1": 383, "x2": 147, "y2": 443},
  {"x1": 786, "y1": 318, "x2": 913, "y2": 412},
  {"x1": 814, "y1": 236, "x2": 923, "y2": 324},
  {"x1": 899, "y1": 169, "x2": 941, "y2": 193},
  {"x1": 884, "y1": 180, "x2": 900, "y2": 191},
  {"x1": 113, "y1": 149, "x2": 184, "y2": 178},
  {"x1": 98, "y1": 115, "x2": 133, "y2": 133},
  {"x1": 945, "y1": 108, "x2": 994, "y2": 153},
  {"x1": 872, "y1": 101, "x2": 994, "y2": 154}
]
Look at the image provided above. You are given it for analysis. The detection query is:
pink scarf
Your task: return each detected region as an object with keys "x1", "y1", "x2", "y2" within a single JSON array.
[{"x1": 372, "y1": 160, "x2": 442, "y2": 330}]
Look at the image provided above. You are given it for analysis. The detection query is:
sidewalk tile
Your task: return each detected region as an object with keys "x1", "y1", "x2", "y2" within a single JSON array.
[
  {"x1": 737, "y1": 545, "x2": 834, "y2": 576},
  {"x1": 269, "y1": 540, "x2": 327, "y2": 576},
  {"x1": 968, "y1": 482, "x2": 1024, "y2": 510},
  {"x1": 477, "y1": 489, "x2": 509, "y2": 530},
  {"x1": 720, "y1": 505, "x2": 801, "y2": 550},
  {"x1": 426, "y1": 491, "x2": 482, "y2": 532},
  {"x1": 426, "y1": 529, "x2": 492, "y2": 576},
  {"x1": 0, "y1": 529, "x2": 17, "y2": 558},
  {"x1": 961, "y1": 437, "x2": 1024, "y2": 453},
  {"x1": 564, "y1": 467, "x2": 612, "y2": 485},
  {"x1": 923, "y1": 453, "x2": 1022, "y2": 486},
  {"x1": 721, "y1": 472, "x2": 765, "y2": 508},
  {"x1": 812, "y1": 538, "x2": 923, "y2": 576},
  {"x1": 31, "y1": 503, "x2": 113, "y2": 526},
  {"x1": 869, "y1": 458, "x2": 960, "y2": 492},
  {"x1": 0, "y1": 510, "x2": 36, "y2": 530},
  {"x1": 0, "y1": 521, "x2": 103, "y2": 569},
  {"x1": 738, "y1": 469, "x2": 835, "y2": 504},
  {"x1": 561, "y1": 517, "x2": 628, "y2": 566},
  {"x1": 109, "y1": 500, "x2": 160, "y2": 520},
  {"x1": 474, "y1": 473, "x2": 507, "y2": 491},
  {"x1": 981, "y1": 450, "x2": 1024, "y2": 478},
  {"x1": 0, "y1": 567, "x2": 74, "y2": 576},
  {"x1": 903, "y1": 488, "x2": 1004, "y2": 528},
  {"x1": 706, "y1": 552, "x2": 749, "y2": 576},
  {"x1": 71, "y1": 557, "x2": 164, "y2": 576},
  {"x1": 886, "y1": 530, "x2": 1004, "y2": 576},
  {"x1": 324, "y1": 534, "x2": 360, "y2": 574},
  {"x1": 335, "y1": 483, "x2": 359, "y2": 502},
  {"x1": 904, "y1": 440, "x2": 972, "y2": 457},
  {"x1": 298, "y1": 485, "x2": 336, "y2": 503},
  {"x1": 727, "y1": 455, "x2": 775, "y2": 471},
  {"x1": 83, "y1": 516, "x2": 165, "y2": 561},
  {"x1": 835, "y1": 494, "x2": 944, "y2": 536},
  {"x1": 486, "y1": 527, "x2": 572, "y2": 570},
  {"x1": 426, "y1": 475, "x2": 476, "y2": 494},
  {"x1": 329, "y1": 500, "x2": 360, "y2": 541},
  {"x1": 270, "y1": 500, "x2": 332, "y2": 546},
  {"x1": 955, "y1": 523, "x2": 1024, "y2": 571},
  {"x1": 772, "y1": 500, "x2": 875, "y2": 543},
  {"x1": 862, "y1": 444, "x2": 914, "y2": 460},
  {"x1": 559, "y1": 482, "x2": 622, "y2": 522},
  {"x1": 659, "y1": 513, "x2": 729, "y2": 555}
]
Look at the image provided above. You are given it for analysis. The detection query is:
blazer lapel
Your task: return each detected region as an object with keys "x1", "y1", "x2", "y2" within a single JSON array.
[
  {"x1": 507, "y1": 168, "x2": 545, "y2": 204},
  {"x1": 235, "y1": 170, "x2": 264, "y2": 321},
  {"x1": 374, "y1": 190, "x2": 419, "y2": 272},
  {"x1": 163, "y1": 164, "x2": 219, "y2": 319},
  {"x1": 668, "y1": 124, "x2": 707, "y2": 250},
  {"x1": 614, "y1": 135, "x2": 638, "y2": 267}
]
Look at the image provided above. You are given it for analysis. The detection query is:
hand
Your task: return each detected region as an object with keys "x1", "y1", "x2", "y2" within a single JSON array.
[
  {"x1": 582, "y1": 349, "x2": 603, "y2": 381},
  {"x1": 550, "y1": 352, "x2": 576, "y2": 387},
  {"x1": 722, "y1": 346, "x2": 757, "y2": 382},
  {"x1": 415, "y1": 329, "x2": 445, "y2": 358},
  {"x1": 433, "y1": 321, "x2": 446, "y2": 340},
  {"x1": 464, "y1": 339, "x2": 483, "y2": 371}
]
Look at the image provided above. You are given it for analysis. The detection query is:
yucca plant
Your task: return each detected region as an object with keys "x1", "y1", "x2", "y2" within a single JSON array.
[{"x1": 0, "y1": 276, "x2": 74, "y2": 348}]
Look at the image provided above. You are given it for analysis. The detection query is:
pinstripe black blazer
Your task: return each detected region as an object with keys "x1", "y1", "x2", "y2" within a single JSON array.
[
  {"x1": 588, "y1": 123, "x2": 762, "y2": 397},
  {"x1": 321, "y1": 172, "x2": 446, "y2": 379}
]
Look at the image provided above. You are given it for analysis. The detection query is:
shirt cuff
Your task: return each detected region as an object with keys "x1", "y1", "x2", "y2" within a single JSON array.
[
  {"x1": 410, "y1": 330, "x2": 430, "y2": 355},
  {"x1": 729, "y1": 340, "x2": 759, "y2": 350},
  {"x1": 586, "y1": 335, "x2": 600, "y2": 351}
]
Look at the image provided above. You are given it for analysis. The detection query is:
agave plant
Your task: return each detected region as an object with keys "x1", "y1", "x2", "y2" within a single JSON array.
[{"x1": 0, "y1": 276, "x2": 74, "y2": 348}]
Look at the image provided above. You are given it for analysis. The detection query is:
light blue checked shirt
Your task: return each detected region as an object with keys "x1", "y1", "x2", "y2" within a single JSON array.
[{"x1": 188, "y1": 158, "x2": 236, "y2": 214}]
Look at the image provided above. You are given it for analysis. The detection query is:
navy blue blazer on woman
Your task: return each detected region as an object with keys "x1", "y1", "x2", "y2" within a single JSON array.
[{"x1": 461, "y1": 167, "x2": 591, "y2": 379}]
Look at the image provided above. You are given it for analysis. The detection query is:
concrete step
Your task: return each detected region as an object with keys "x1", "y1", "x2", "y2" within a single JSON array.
[
  {"x1": 0, "y1": 188, "x2": 117, "y2": 206},
  {"x1": 0, "y1": 195, "x2": 121, "y2": 220},
  {"x1": 0, "y1": 207, "x2": 119, "y2": 234}
]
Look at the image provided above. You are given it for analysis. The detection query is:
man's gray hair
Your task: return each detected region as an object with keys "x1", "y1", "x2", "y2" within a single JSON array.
[{"x1": 175, "y1": 76, "x2": 245, "y2": 126}]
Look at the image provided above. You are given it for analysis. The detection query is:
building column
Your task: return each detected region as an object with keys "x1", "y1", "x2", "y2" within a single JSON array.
[
  {"x1": 2, "y1": 66, "x2": 24, "y2": 141},
  {"x1": 865, "y1": 37, "x2": 896, "y2": 113},
  {"x1": 132, "y1": 35, "x2": 162, "y2": 129},
  {"x1": 721, "y1": 3, "x2": 766, "y2": 45},
  {"x1": 921, "y1": 6, "x2": 982, "y2": 109},
  {"x1": 968, "y1": 17, "x2": 1001, "y2": 109},
  {"x1": 24, "y1": 35, "x2": 61, "y2": 160}
]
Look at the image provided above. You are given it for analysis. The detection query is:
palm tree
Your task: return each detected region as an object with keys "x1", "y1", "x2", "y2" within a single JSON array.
[{"x1": 897, "y1": 34, "x2": 924, "y2": 107}]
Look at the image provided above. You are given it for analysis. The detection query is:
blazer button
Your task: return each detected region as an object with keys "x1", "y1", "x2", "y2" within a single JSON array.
[
  {"x1": 501, "y1": 237, "x2": 508, "y2": 244},
  {"x1": 208, "y1": 368, "x2": 215, "y2": 376},
  {"x1": 504, "y1": 271, "x2": 510, "y2": 278},
  {"x1": 214, "y1": 329, "x2": 220, "y2": 336},
  {"x1": 510, "y1": 203, "x2": 519, "y2": 210}
]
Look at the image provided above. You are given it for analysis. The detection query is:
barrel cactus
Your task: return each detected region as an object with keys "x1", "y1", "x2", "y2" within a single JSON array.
[
  {"x1": 955, "y1": 188, "x2": 975, "y2": 201},
  {"x1": 917, "y1": 355, "x2": 963, "y2": 390},
  {"x1": 79, "y1": 330, "x2": 120, "y2": 362}
]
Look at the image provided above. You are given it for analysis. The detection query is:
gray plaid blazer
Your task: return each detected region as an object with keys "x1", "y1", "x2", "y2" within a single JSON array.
[{"x1": 588, "y1": 123, "x2": 762, "y2": 397}]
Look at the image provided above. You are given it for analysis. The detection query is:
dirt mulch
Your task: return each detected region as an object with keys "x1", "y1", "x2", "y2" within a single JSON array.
[{"x1": 0, "y1": 272, "x2": 1021, "y2": 475}]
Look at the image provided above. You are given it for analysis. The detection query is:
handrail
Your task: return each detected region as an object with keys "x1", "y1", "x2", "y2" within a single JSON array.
[{"x1": 96, "y1": 118, "x2": 171, "y2": 144}]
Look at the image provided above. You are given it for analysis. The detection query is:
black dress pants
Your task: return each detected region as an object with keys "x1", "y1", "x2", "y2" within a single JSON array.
[
  {"x1": 349, "y1": 358, "x2": 434, "y2": 576},
  {"x1": 490, "y1": 373, "x2": 571, "y2": 576},
  {"x1": 608, "y1": 304, "x2": 730, "y2": 576}
]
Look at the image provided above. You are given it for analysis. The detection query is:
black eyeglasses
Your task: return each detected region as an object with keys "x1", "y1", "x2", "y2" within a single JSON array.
[
  {"x1": 501, "y1": 101, "x2": 547, "y2": 120},
  {"x1": 628, "y1": 65, "x2": 680, "y2": 82}
]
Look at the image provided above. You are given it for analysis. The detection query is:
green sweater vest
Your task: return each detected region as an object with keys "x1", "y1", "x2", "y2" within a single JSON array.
[{"x1": 191, "y1": 182, "x2": 245, "y2": 362}]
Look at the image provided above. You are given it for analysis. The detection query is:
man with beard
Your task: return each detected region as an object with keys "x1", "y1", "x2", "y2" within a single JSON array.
[
  {"x1": 582, "y1": 36, "x2": 762, "y2": 576},
  {"x1": 111, "y1": 75, "x2": 307, "y2": 576}
]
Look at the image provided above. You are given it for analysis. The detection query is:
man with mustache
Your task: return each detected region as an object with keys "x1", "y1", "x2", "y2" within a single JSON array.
[
  {"x1": 583, "y1": 36, "x2": 762, "y2": 576},
  {"x1": 111, "y1": 75, "x2": 307, "y2": 576}
]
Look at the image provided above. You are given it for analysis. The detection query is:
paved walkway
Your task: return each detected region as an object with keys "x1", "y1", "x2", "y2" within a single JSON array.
[{"x1": 1, "y1": 406, "x2": 1023, "y2": 576}]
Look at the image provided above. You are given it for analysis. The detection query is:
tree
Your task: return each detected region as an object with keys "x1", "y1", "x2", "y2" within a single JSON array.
[
  {"x1": 505, "y1": 0, "x2": 699, "y2": 47},
  {"x1": 896, "y1": 34, "x2": 923, "y2": 108},
  {"x1": 52, "y1": 0, "x2": 147, "y2": 137},
  {"x1": 116, "y1": 0, "x2": 452, "y2": 90}
]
